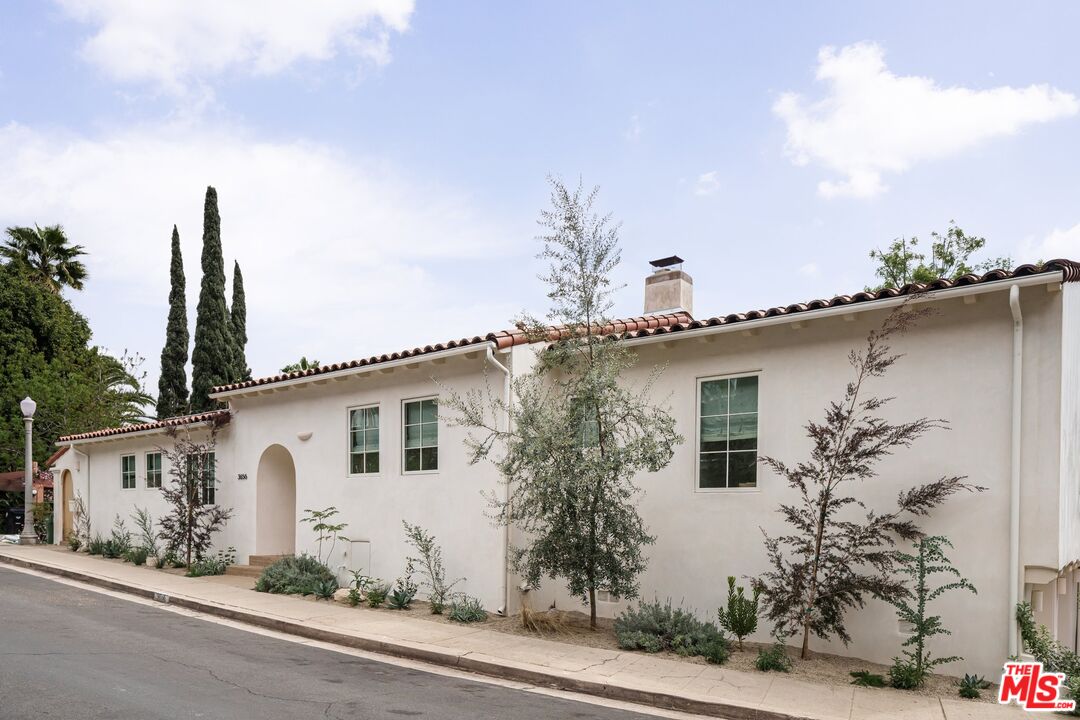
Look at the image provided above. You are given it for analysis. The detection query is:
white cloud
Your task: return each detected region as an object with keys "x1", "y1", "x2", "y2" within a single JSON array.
[
  {"x1": 623, "y1": 113, "x2": 642, "y2": 142},
  {"x1": 1019, "y1": 222, "x2": 1080, "y2": 262},
  {"x1": 0, "y1": 122, "x2": 518, "y2": 387},
  {"x1": 693, "y1": 171, "x2": 720, "y2": 196},
  {"x1": 798, "y1": 262, "x2": 819, "y2": 277},
  {"x1": 775, "y1": 42, "x2": 1079, "y2": 198},
  {"x1": 56, "y1": 0, "x2": 414, "y2": 93}
]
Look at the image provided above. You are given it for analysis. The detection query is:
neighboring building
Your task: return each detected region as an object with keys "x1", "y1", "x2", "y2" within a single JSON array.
[{"x1": 48, "y1": 258, "x2": 1080, "y2": 677}]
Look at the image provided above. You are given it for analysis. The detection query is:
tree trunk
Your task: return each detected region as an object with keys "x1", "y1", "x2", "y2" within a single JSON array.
[
  {"x1": 801, "y1": 624, "x2": 811, "y2": 660},
  {"x1": 589, "y1": 586, "x2": 597, "y2": 630}
]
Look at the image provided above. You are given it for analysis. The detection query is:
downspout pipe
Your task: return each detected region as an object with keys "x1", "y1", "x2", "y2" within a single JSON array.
[
  {"x1": 1009, "y1": 284, "x2": 1023, "y2": 658},
  {"x1": 483, "y1": 346, "x2": 512, "y2": 616}
]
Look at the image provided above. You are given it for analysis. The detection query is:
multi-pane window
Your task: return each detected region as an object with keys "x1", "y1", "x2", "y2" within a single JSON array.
[
  {"x1": 577, "y1": 403, "x2": 600, "y2": 449},
  {"x1": 121, "y1": 454, "x2": 136, "y2": 489},
  {"x1": 145, "y1": 452, "x2": 162, "y2": 489},
  {"x1": 698, "y1": 375, "x2": 759, "y2": 489},
  {"x1": 349, "y1": 406, "x2": 380, "y2": 474},
  {"x1": 403, "y1": 398, "x2": 438, "y2": 472},
  {"x1": 187, "y1": 452, "x2": 217, "y2": 504}
]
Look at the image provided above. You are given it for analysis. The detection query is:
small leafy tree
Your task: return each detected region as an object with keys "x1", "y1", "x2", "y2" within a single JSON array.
[
  {"x1": 157, "y1": 422, "x2": 233, "y2": 567},
  {"x1": 70, "y1": 491, "x2": 91, "y2": 548},
  {"x1": 280, "y1": 357, "x2": 320, "y2": 374},
  {"x1": 444, "y1": 178, "x2": 683, "y2": 628},
  {"x1": 132, "y1": 506, "x2": 160, "y2": 558},
  {"x1": 717, "y1": 576, "x2": 760, "y2": 651},
  {"x1": 403, "y1": 520, "x2": 463, "y2": 614},
  {"x1": 753, "y1": 306, "x2": 983, "y2": 659},
  {"x1": 868, "y1": 222, "x2": 1012, "y2": 291},
  {"x1": 888, "y1": 536, "x2": 975, "y2": 687},
  {"x1": 300, "y1": 506, "x2": 348, "y2": 565}
]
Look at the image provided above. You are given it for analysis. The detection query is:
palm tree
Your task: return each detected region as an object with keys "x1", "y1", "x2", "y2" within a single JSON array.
[{"x1": 2, "y1": 224, "x2": 88, "y2": 292}]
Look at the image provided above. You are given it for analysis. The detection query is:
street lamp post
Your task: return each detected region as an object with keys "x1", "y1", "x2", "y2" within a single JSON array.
[{"x1": 18, "y1": 396, "x2": 37, "y2": 545}]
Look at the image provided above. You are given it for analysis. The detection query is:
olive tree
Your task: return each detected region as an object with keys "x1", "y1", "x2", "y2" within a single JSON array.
[{"x1": 444, "y1": 178, "x2": 682, "y2": 628}]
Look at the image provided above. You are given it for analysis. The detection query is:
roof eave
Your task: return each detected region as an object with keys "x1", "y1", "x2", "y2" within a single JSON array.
[
  {"x1": 626, "y1": 270, "x2": 1065, "y2": 348},
  {"x1": 57, "y1": 416, "x2": 229, "y2": 447},
  {"x1": 209, "y1": 342, "x2": 496, "y2": 401}
]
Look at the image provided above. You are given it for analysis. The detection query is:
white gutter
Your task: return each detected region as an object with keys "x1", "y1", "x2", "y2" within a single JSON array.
[
  {"x1": 484, "y1": 345, "x2": 513, "y2": 616},
  {"x1": 1009, "y1": 284, "x2": 1023, "y2": 658},
  {"x1": 627, "y1": 272, "x2": 1061, "y2": 349},
  {"x1": 210, "y1": 343, "x2": 489, "y2": 400}
]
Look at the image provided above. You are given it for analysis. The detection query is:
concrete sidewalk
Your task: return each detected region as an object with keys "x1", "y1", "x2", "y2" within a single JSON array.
[{"x1": 0, "y1": 545, "x2": 1022, "y2": 720}]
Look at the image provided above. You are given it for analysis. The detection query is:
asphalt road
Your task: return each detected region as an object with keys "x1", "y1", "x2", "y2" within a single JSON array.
[{"x1": 0, "y1": 568, "x2": 660, "y2": 720}]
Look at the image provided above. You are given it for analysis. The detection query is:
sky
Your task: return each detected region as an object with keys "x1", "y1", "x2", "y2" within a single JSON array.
[{"x1": 2, "y1": 1, "x2": 1079, "y2": 396}]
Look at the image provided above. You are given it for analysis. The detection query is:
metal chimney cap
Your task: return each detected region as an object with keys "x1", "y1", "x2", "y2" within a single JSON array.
[{"x1": 649, "y1": 255, "x2": 684, "y2": 269}]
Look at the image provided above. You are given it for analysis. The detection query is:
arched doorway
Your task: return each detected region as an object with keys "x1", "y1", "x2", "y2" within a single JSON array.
[
  {"x1": 61, "y1": 470, "x2": 73, "y2": 540},
  {"x1": 256, "y1": 445, "x2": 296, "y2": 555}
]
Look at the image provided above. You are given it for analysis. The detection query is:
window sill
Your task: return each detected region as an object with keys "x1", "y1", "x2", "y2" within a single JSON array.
[
  {"x1": 402, "y1": 470, "x2": 440, "y2": 477},
  {"x1": 695, "y1": 486, "x2": 761, "y2": 494},
  {"x1": 346, "y1": 473, "x2": 384, "y2": 479}
]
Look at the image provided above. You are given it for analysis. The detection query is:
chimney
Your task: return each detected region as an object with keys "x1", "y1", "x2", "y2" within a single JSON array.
[{"x1": 644, "y1": 255, "x2": 693, "y2": 316}]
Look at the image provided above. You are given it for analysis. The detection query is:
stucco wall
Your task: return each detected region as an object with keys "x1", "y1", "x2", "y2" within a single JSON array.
[
  {"x1": 1059, "y1": 282, "x2": 1080, "y2": 567},
  {"x1": 509, "y1": 286, "x2": 1063, "y2": 678},
  {"x1": 50, "y1": 425, "x2": 232, "y2": 553},
  {"x1": 224, "y1": 352, "x2": 509, "y2": 610}
]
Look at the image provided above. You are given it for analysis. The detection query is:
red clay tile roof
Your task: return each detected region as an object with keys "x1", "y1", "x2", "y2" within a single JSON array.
[
  {"x1": 615, "y1": 260, "x2": 1080, "y2": 342},
  {"x1": 57, "y1": 410, "x2": 231, "y2": 443},
  {"x1": 209, "y1": 312, "x2": 692, "y2": 395}
]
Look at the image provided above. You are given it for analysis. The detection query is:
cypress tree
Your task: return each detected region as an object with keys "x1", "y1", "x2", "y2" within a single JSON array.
[
  {"x1": 156, "y1": 225, "x2": 189, "y2": 418},
  {"x1": 191, "y1": 186, "x2": 234, "y2": 411},
  {"x1": 230, "y1": 260, "x2": 250, "y2": 381}
]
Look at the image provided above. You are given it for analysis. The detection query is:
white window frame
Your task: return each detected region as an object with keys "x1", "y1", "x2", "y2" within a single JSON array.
[
  {"x1": 347, "y1": 404, "x2": 382, "y2": 477},
  {"x1": 121, "y1": 454, "x2": 136, "y2": 490},
  {"x1": 402, "y1": 395, "x2": 439, "y2": 475},
  {"x1": 145, "y1": 451, "x2": 162, "y2": 489},
  {"x1": 695, "y1": 371, "x2": 761, "y2": 494},
  {"x1": 186, "y1": 451, "x2": 217, "y2": 505}
]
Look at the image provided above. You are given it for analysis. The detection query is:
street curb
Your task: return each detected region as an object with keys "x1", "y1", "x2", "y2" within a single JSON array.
[{"x1": 0, "y1": 553, "x2": 810, "y2": 720}]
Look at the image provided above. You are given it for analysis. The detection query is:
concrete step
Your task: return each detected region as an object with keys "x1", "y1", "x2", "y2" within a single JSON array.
[
  {"x1": 248, "y1": 554, "x2": 290, "y2": 567},
  {"x1": 224, "y1": 564, "x2": 263, "y2": 578}
]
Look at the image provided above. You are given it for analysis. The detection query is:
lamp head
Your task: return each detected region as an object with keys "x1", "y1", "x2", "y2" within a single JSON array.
[{"x1": 20, "y1": 396, "x2": 36, "y2": 419}]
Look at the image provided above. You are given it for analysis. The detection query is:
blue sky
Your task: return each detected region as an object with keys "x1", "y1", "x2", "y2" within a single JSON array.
[{"x1": 2, "y1": 1, "x2": 1079, "y2": 392}]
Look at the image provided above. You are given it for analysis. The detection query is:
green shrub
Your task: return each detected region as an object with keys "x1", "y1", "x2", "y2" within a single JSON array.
[
  {"x1": 1017, "y1": 602, "x2": 1080, "y2": 714},
  {"x1": 314, "y1": 578, "x2": 339, "y2": 601},
  {"x1": 755, "y1": 644, "x2": 792, "y2": 672},
  {"x1": 255, "y1": 554, "x2": 336, "y2": 596},
  {"x1": 388, "y1": 578, "x2": 417, "y2": 610},
  {"x1": 347, "y1": 588, "x2": 361, "y2": 607},
  {"x1": 124, "y1": 547, "x2": 149, "y2": 566},
  {"x1": 614, "y1": 599, "x2": 729, "y2": 663},
  {"x1": 102, "y1": 539, "x2": 123, "y2": 559},
  {"x1": 889, "y1": 658, "x2": 923, "y2": 689},
  {"x1": 716, "y1": 576, "x2": 759, "y2": 651},
  {"x1": 850, "y1": 670, "x2": 886, "y2": 687},
  {"x1": 109, "y1": 515, "x2": 132, "y2": 558},
  {"x1": 365, "y1": 582, "x2": 390, "y2": 608},
  {"x1": 448, "y1": 595, "x2": 487, "y2": 623},
  {"x1": 186, "y1": 547, "x2": 235, "y2": 577},
  {"x1": 87, "y1": 535, "x2": 105, "y2": 555},
  {"x1": 957, "y1": 673, "x2": 991, "y2": 699},
  {"x1": 66, "y1": 534, "x2": 82, "y2": 552}
]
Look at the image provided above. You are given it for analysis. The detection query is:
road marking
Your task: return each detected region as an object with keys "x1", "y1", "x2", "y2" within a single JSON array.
[{"x1": 1, "y1": 564, "x2": 705, "y2": 720}]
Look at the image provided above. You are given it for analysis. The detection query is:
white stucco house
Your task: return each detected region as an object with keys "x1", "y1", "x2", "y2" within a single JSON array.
[{"x1": 47, "y1": 257, "x2": 1080, "y2": 677}]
